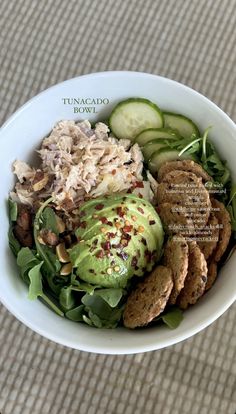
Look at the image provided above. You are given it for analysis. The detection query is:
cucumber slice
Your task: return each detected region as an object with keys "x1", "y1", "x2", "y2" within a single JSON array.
[
  {"x1": 142, "y1": 138, "x2": 178, "y2": 162},
  {"x1": 135, "y1": 127, "x2": 180, "y2": 147},
  {"x1": 148, "y1": 148, "x2": 193, "y2": 174},
  {"x1": 163, "y1": 112, "x2": 200, "y2": 138},
  {"x1": 109, "y1": 98, "x2": 164, "y2": 141}
]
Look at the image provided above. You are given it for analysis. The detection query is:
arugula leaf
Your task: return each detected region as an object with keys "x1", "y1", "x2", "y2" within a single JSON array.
[
  {"x1": 41, "y1": 207, "x2": 59, "y2": 235},
  {"x1": 86, "y1": 310, "x2": 103, "y2": 328},
  {"x1": 71, "y1": 274, "x2": 98, "y2": 294},
  {"x1": 16, "y1": 247, "x2": 41, "y2": 283},
  {"x1": 39, "y1": 244, "x2": 61, "y2": 274},
  {"x1": 33, "y1": 201, "x2": 60, "y2": 274},
  {"x1": 177, "y1": 138, "x2": 201, "y2": 157},
  {"x1": 8, "y1": 198, "x2": 65, "y2": 317},
  {"x1": 32, "y1": 198, "x2": 63, "y2": 295},
  {"x1": 94, "y1": 288, "x2": 123, "y2": 307},
  {"x1": 81, "y1": 293, "x2": 123, "y2": 328},
  {"x1": 65, "y1": 305, "x2": 85, "y2": 322},
  {"x1": 15, "y1": 248, "x2": 64, "y2": 316},
  {"x1": 59, "y1": 286, "x2": 76, "y2": 310},
  {"x1": 227, "y1": 184, "x2": 236, "y2": 231},
  {"x1": 153, "y1": 307, "x2": 183, "y2": 329},
  {"x1": 8, "y1": 199, "x2": 20, "y2": 256},
  {"x1": 161, "y1": 307, "x2": 183, "y2": 329},
  {"x1": 28, "y1": 262, "x2": 44, "y2": 300},
  {"x1": 8, "y1": 198, "x2": 18, "y2": 221},
  {"x1": 17, "y1": 247, "x2": 38, "y2": 267},
  {"x1": 82, "y1": 314, "x2": 93, "y2": 326},
  {"x1": 8, "y1": 227, "x2": 21, "y2": 256}
]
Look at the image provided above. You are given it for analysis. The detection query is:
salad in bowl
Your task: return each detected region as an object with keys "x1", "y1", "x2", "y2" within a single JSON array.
[
  {"x1": 8, "y1": 96, "x2": 236, "y2": 330},
  {"x1": 1, "y1": 72, "x2": 236, "y2": 353}
]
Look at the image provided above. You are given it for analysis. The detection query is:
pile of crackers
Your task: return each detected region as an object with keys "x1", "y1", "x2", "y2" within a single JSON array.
[{"x1": 124, "y1": 160, "x2": 231, "y2": 329}]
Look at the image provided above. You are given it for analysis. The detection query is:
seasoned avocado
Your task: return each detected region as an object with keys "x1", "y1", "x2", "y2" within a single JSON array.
[{"x1": 69, "y1": 194, "x2": 164, "y2": 288}]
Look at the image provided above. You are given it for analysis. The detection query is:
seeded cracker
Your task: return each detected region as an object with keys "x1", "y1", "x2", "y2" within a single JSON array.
[
  {"x1": 177, "y1": 241, "x2": 208, "y2": 309},
  {"x1": 123, "y1": 265, "x2": 173, "y2": 328},
  {"x1": 205, "y1": 261, "x2": 218, "y2": 291},
  {"x1": 197, "y1": 213, "x2": 219, "y2": 260},
  {"x1": 211, "y1": 199, "x2": 231, "y2": 262},
  {"x1": 157, "y1": 202, "x2": 194, "y2": 235},
  {"x1": 163, "y1": 235, "x2": 189, "y2": 304},
  {"x1": 158, "y1": 160, "x2": 212, "y2": 182},
  {"x1": 159, "y1": 170, "x2": 211, "y2": 229}
]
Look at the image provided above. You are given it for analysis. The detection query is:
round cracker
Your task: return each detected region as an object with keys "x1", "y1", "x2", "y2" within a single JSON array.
[
  {"x1": 123, "y1": 265, "x2": 173, "y2": 329},
  {"x1": 158, "y1": 160, "x2": 212, "y2": 182},
  {"x1": 160, "y1": 170, "x2": 211, "y2": 229},
  {"x1": 163, "y1": 235, "x2": 188, "y2": 304},
  {"x1": 157, "y1": 202, "x2": 195, "y2": 236},
  {"x1": 211, "y1": 199, "x2": 231, "y2": 262},
  {"x1": 177, "y1": 241, "x2": 208, "y2": 309},
  {"x1": 205, "y1": 261, "x2": 218, "y2": 291},
  {"x1": 156, "y1": 182, "x2": 186, "y2": 205},
  {"x1": 197, "y1": 213, "x2": 219, "y2": 260}
]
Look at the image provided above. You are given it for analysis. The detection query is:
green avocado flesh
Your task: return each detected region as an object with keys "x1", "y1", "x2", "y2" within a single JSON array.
[{"x1": 69, "y1": 194, "x2": 164, "y2": 288}]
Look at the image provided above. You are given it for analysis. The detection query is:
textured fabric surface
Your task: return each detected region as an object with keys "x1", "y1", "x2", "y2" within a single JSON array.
[{"x1": 1, "y1": 0, "x2": 236, "y2": 413}]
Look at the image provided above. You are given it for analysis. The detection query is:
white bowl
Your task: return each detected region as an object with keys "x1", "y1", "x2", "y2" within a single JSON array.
[{"x1": 1, "y1": 71, "x2": 236, "y2": 354}]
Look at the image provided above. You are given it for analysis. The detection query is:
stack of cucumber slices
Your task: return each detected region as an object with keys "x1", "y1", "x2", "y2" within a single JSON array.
[{"x1": 109, "y1": 98, "x2": 200, "y2": 173}]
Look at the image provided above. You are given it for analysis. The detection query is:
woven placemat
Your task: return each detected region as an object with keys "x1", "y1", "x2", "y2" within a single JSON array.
[{"x1": 0, "y1": 0, "x2": 236, "y2": 413}]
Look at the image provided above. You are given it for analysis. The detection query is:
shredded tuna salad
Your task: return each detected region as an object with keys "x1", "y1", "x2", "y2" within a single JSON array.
[{"x1": 11, "y1": 120, "x2": 157, "y2": 221}]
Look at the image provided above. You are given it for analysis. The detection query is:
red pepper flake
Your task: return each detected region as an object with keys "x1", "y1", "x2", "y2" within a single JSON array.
[
  {"x1": 134, "y1": 181, "x2": 144, "y2": 188},
  {"x1": 127, "y1": 189, "x2": 132, "y2": 193},
  {"x1": 117, "y1": 206, "x2": 125, "y2": 217},
  {"x1": 101, "y1": 241, "x2": 111, "y2": 250},
  {"x1": 107, "y1": 232, "x2": 116, "y2": 238},
  {"x1": 149, "y1": 220, "x2": 156, "y2": 225},
  {"x1": 79, "y1": 210, "x2": 86, "y2": 217},
  {"x1": 95, "y1": 250, "x2": 104, "y2": 258},
  {"x1": 112, "y1": 169, "x2": 116, "y2": 175},
  {"x1": 123, "y1": 225, "x2": 133, "y2": 233},
  {"x1": 100, "y1": 217, "x2": 108, "y2": 224},
  {"x1": 141, "y1": 237, "x2": 147, "y2": 246},
  {"x1": 95, "y1": 203, "x2": 104, "y2": 210},
  {"x1": 107, "y1": 221, "x2": 113, "y2": 226},
  {"x1": 137, "y1": 207, "x2": 144, "y2": 214},
  {"x1": 122, "y1": 233, "x2": 131, "y2": 241}
]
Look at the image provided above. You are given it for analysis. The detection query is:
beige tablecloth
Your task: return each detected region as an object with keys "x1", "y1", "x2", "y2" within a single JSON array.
[{"x1": 0, "y1": 0, "x2": 236, "y2": 413}]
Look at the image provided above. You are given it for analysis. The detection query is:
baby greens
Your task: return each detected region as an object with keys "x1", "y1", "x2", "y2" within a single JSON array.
[
  {"x1": 8, "y1": 195, "x2": 184, "y2": 329},
  {"x1": 162, "y1": 127, "x2": 236, "y2": 224}
]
